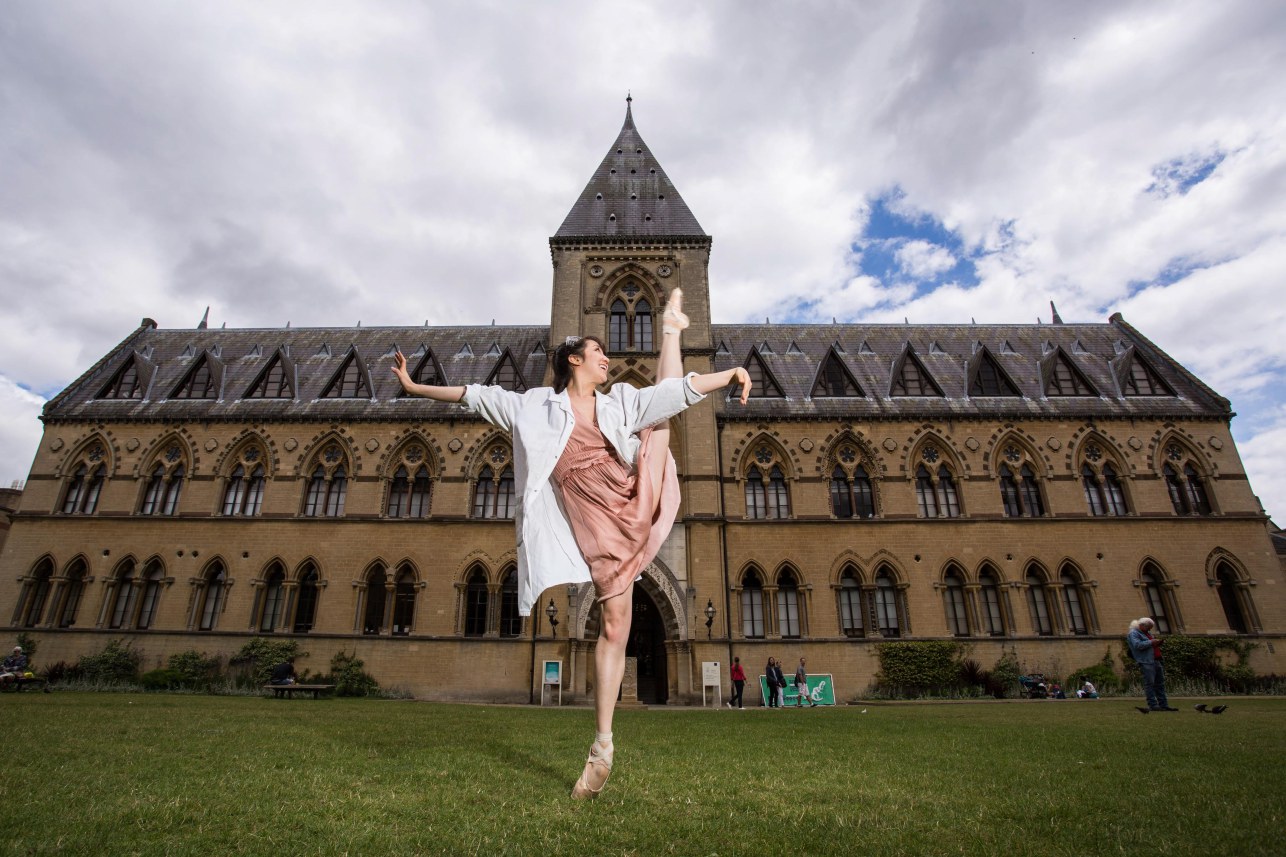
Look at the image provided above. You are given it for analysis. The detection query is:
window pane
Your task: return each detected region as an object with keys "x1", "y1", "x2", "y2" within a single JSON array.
[{"x1": 741, "y1": 587, "x2": 764, "y2": 638}]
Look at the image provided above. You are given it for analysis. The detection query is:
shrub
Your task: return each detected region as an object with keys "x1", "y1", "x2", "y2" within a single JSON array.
[
  {"x1": 989, "y1": 651, "x2": 1021, "y2": 699},
  {"x1": 140, "y1": 668, "x2": 188, "y2": 691},
  {"x1": 327, "y1": 650, "x2": 380, "y2": 697},
  {"x1": 1067, "y1": 649, "x2": 1122, "y2": 694},
  {"x1": 15, "y1": 632, "x2": 38, "y2": 663},
  {"x1": 76, "y1": 639, "x2": 142, "y2": 683},
  {"x1": 41, "y1": 660, "x2": 77, "y2": 684},
  {"x1": 874, "y1": 641, "x2": 963, "y2": 697},
  {"x1": 167, "y1": 650, "x2": 222, "y2": 689},
  {"x1": 1161, "y1": 635, "x2": 1254, "y2": 683},
  {"x1": 230, "y1": 639, "x2": 305, "y2": 687}
]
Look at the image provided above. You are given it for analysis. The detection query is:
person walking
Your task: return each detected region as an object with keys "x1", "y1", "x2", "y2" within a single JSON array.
[
  {"x1": 393, "y1": 288, "x2": 750, "y2": 798},
  {"x1": 794, "y1": 657, "x2": 817, "y2": 707},
  {"x1": 764, "y1": 657, "x2": 779, "y2": 708},
  {"x1": 1128, "y1": 617, "x2": 1177, "y2": 712},
  {"x1": 772, "y1": 658, "x2": 787, "y2": 708},
  {"x1": 728, "y1": 657, "x2": 746, "y2": 709}
]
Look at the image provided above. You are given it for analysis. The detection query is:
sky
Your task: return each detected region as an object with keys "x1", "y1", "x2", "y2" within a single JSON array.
[{"x1": 2, "y1": 0, "x2": 1284, "y2": 519}]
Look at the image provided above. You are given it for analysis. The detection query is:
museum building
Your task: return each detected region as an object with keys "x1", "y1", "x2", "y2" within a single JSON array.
[{"x1": 2, "y1": 103, "x2": 1280, "y2": 702}]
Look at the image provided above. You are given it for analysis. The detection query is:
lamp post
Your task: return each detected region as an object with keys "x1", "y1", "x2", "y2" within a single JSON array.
[
  {"x1": 704, "y1": 599, "x2": 716, "y2": 639},
  {"x1": 546, "y1": 598, "x2": 559, "y2": 638}
]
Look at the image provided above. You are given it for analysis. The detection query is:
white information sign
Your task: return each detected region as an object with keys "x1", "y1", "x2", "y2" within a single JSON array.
[{"x1": 701, "y1": 661, "x2": 722, "y2": 707}]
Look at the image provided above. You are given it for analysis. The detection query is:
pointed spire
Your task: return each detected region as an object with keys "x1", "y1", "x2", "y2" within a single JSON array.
[
  {"x1": 197, "y1": 306, "x2": 209, "y2": 329},
  {"x1": 1050, "y1": 301, "x2": 1064, "y2": 324},
  {"x1": 554, "y1": 101, "x2": 705, "y2": 239}
]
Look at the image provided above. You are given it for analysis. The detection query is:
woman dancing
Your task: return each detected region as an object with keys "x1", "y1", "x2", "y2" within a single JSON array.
[{"x1": 391, "y1": 288, "x2": 750, "y2": 798}]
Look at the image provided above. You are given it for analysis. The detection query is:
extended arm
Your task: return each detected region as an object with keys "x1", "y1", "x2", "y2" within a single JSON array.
[
  {"x1": 391, "y1": 351, "x2": 466, "y2": 403},
  {"x1": 690, "y1": 367, "x2": 752, "y2": 404}
]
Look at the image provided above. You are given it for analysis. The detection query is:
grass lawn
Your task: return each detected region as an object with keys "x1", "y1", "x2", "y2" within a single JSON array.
[{"x1": 0, "y1": 694, "x2": 1282, "y2": 856}]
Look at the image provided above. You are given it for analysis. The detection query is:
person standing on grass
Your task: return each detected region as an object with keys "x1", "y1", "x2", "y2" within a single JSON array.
[
  {"x1": 773, "y1": 658, "x2": 787, "y2": 708},
  {"x1": 392, "y1": 288, "x2": 751, "y2": 799},
  {"x1": 1128, "y1": 617, "x2": 1177, "y2": 712},
  {"x1": 794, "y1": 657, "x2": 817, "y2": 707},
  {"x1": 728, "y1": 657, "x2": 746, "y2": 709},
  {"x1": 764, "y1": 657, "x2": 779, "y2": 708}
]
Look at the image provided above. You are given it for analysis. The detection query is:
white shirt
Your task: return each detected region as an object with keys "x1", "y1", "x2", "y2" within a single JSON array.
[{"x1": 460, "y1": 373, "x2": 705, "y2": 615}]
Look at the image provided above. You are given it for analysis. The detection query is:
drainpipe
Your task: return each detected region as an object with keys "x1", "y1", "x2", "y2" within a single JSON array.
[{"x1": 716, "y1": 418, "x2": 734, "y2": 671}]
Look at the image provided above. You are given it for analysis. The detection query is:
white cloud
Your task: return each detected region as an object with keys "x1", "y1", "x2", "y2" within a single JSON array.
[
  {"x1": 1236, "y1": 406, "x2": 1286, "y2": 522},
  {"x1": 894, "y1": 240, "x2": 956, "y2": 279},
  {"x1": 0, "y1": 378, "x2": 45, "y2": 488},
  {"x1": 0, "y1": 0, "x2": 1284, "y2": 513}
]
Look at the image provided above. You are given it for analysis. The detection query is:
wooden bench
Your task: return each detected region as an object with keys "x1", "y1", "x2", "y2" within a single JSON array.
[
  {"x1": 263, "y1": 683, "x2": 335, "y2": 700},
  {"x1": 1, "y1": 676, "x2": 48, "y2": 693}
]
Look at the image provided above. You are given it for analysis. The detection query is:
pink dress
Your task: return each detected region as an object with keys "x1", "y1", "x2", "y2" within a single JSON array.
[{"x1": 551, "y1": 416, "x2": 680, "y2": 602}]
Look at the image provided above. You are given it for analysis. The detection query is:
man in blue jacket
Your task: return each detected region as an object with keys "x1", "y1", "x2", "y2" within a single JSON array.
[{"x1": 1128, "y1": 618, "x2": 1177, "y2": 711}]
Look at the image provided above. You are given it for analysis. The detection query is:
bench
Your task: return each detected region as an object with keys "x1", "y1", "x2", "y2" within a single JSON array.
[
  {"x1": 1, "y1": 676, "x2": 48, "y2": 693},
  {"x1": 263, "y1": 683, "x2": 335, "y2": 700}
]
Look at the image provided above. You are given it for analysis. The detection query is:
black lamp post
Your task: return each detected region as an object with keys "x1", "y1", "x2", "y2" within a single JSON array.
[
  {"x1": 704, "y1": 599, "x2": 716, "y2": 639},
  {"x1": 546, "y1": 598, "x2": 559, "y2": 638}
]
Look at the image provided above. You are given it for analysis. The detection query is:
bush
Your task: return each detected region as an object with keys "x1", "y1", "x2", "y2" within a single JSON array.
[
  {"x1": 76, "y1": 639, "x2": 142, "y2": 683},
  {"x1": 1067, "y1": 649, "x2": 1123, "y2": 694},
  {"x1": 989, "y1": 651, "x2": 1021, "y2": 699},
  {"x1": 15, "y1": 632, "x2": 38, "y2": 664},
  {"x1": 874, "y1": 641, "x2": 963, "y2": 697},
  {"x1": 230, "y1": 639, "x2": 305, "y2": 687},
  {"x1": 327, "y1": 650, "x2": 380, "y2": 697},
  {"x1": 1161, "y1": 635, "x2": 1254, "y2": 683},
  {"x1": 41, "y1": 660, "x2": 77, "y2": 684},
  {"x1": 140, "y1": 668, "x2": 188, "y2": 691},
  {"x1": 167, "y1": 650, "x2": 222, "y2": 690}
]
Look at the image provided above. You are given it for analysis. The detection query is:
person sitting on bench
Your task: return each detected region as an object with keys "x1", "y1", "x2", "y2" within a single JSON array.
[
  {"x1": 269, "y1": 658, "x2": 297, "y2": 686},
  {"x1": 0, "y1": 646, "x2": 27, "y2": 688}
]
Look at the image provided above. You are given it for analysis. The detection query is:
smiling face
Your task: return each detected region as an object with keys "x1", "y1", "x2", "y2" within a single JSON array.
[{"x1": 571, "y1": 338, "x2": 610, "y2": 386}]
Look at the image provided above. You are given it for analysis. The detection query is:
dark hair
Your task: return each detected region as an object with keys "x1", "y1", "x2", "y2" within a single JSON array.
[{"x1": 551, "y1": 336, "x2": 606, "y2": 393}]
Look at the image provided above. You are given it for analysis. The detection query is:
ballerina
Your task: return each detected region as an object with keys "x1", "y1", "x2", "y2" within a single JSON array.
[{"x1": 392, "y1": 288, "x2": 750, "y2": 798}]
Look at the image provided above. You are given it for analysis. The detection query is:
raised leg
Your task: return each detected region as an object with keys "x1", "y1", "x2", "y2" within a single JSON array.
[
  {"x1": 594, "y1": 586, "x2": 634, "y2": 736},
  {"x1": 644, "y1": 289, "x2": 688, "y2": 502}
]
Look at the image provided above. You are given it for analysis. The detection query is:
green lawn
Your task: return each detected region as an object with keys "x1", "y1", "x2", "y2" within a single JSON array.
[{"x1": 0, "y1": 694, "x2": 1281, "y2": 856}]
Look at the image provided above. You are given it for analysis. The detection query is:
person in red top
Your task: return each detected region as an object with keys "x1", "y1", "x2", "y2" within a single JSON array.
[{"x1": 727, "y1": 657, "x2": 747, "y2": 709}]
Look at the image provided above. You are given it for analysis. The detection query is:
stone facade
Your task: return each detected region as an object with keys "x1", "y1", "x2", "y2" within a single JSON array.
[{"x1": 1, "y1": 105, "x2": 1280, "y2": 702}]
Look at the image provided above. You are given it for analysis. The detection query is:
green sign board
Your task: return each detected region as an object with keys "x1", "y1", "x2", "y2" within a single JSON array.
[{"x1": 757, "y1": 674, "x2": 836, "y2": 706}]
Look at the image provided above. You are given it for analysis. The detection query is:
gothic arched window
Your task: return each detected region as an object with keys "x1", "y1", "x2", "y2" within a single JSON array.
[
  {"x1": 197, "y1": 562, "x2": 227, "y2": 631},
  {"x1": 943, "y1": 568, "x2": 970, "y2": 636},
  {"x1": 978, "y1": 567, "x2": 1007, "y2": 637},
  {"x1": 302, "y1": 444, "x2": 349, "y2": 518},
  {"x1": 294, "y1": 564, "x2": 320, "y2": 633},
  {"x1": 777, "y1": 568, "x2": 801, "y2": 639},
  {"x1": 838, "y1": 567, "x2": 865, "y2": 637},
  {"x1": 472, "y1": 445, "x2": 515, "y2": 519},
  {"x1": 464, "y1": 567, "x2": 489, "y2": 636},
  {"x1": 223, "y1": 445, "x2": 267, "y2": 516},
  {"x1": 740, "y1": 569, "x2": 765, "y2": 639},
  {"x1": 607, "y1": 283, "x2": 655, "y2": 352}
]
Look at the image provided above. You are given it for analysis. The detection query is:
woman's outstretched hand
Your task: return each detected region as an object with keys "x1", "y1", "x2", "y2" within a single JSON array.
[
  {"x1": 731, "y1": 367, "x2": 751, "y2": 404},
  {"x1": 391, "y1": 351, "x2": 412, "y2": 391}
]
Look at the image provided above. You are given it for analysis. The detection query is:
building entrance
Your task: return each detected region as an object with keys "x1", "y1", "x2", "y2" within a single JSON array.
[{"x1": 626, "y1": 586, "x2": 668, "y2": 704}]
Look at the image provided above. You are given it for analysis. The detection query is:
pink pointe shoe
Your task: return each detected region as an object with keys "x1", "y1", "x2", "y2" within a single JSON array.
[
  {"x1": 570, "y1": 740, "x2": 614, "y2": 799},
  {"x1": 662, "y1": 288, "x2": 689, "y2": 334}
]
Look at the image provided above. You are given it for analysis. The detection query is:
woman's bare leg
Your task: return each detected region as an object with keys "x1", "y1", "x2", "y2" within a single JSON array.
[
  {"x1": 572, "y1": 584, "x2": 633, "y2": 798},
  {"x1": 645, "y1": 289, "x2": 688, "y2": 499},
  {"x1": 594, "y1": 585, "x2": 634, "y2": 735}
]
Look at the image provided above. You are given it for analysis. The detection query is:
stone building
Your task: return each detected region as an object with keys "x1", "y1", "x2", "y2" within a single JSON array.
[{"x1": 2, "y1": 103, "x2": 1280, "y2": 702}]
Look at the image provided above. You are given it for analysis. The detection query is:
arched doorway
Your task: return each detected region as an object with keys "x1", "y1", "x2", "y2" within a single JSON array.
[{"x1": 627, "y1": 586, "x2": 668, "y2": 704}]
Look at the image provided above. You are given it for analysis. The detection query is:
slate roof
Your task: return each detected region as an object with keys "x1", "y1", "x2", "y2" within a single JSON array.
[
  {"x1": 553, "y1": 99, "x2": 706, "y2": 240},
  {"x1": 42, "y1": 323, "x2": 550, "y2": 423},
  {"x1": 45, "y1": 314, "x2": 1230, "y2": 425},
  {"x1": 707, "y1": 315, "x2": 1231, "y2": 421}
]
